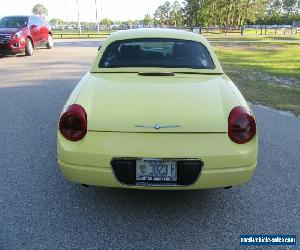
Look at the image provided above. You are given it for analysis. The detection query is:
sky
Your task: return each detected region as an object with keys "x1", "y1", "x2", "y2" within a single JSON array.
[{"x1": 0, "y1": 0, "x2": 178, "y2": 22}]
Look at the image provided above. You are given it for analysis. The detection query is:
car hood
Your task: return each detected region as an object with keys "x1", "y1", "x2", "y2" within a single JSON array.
[
  {"x1": 0, "y1": 28, "x2": 19, "y2": 34},
  {"x1": 75, "y1": 73, "x2": 241, "y2": 133}
]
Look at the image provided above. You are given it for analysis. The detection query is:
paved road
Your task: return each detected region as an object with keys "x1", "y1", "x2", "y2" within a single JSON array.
[
  {"x1": 54, "y1": 39, "x2": 103, "y2": 47},
  {"x1": 0, "y1": 41, "x2": 299, "y2": 249}
]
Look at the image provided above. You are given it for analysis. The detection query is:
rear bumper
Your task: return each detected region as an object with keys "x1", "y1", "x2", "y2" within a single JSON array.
[
  {"x1": 57, "y1": 131, "x2": 258, "y2": 190},
  {"x1": 59, "y1": 160, "x2": 256, "y2": 190}
]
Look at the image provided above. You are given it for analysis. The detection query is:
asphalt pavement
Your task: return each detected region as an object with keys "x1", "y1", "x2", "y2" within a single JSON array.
[{"x1": 0, "y1": 40, "x2": 299, "y2": 250}]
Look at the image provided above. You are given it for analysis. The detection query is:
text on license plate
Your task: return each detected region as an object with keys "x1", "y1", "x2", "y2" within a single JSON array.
[{"x1": 136, "y1": 159, "x2": 177, "y2": 182}]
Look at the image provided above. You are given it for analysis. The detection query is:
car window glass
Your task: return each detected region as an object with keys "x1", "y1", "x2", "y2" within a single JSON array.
[
  {"x1": 0, "y1": 16, "x2": 28, "y2": 28},
  {"x1": 31, "y1": 16, "x2": 42, "y2": 26},
  {"x1": 99, "y1": 38, "x2": 215, "y2": 69},
  {"x1": 29, "y1": 16, "x2": 37, "y2": 27},
  {"x1": 28, "y1": 17, "x2": 33, "y2": 26},
  {"x1": 37, "y1": 16, "x2": 43, "y2": 26},
  {"x1": 38, "y1": 17, "x2": 45, "y2": 26}
]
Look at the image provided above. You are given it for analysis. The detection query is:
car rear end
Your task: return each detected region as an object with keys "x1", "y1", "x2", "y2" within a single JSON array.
[
  {"x1": 57, "y1": 73, "x2": 258, "y2": 190},
  {"x1": 57, "y1": 29, "x2": 258, "y2": 190},
  {"x1": 58, "y1": 131, "x2": 257, "y2": 190}
]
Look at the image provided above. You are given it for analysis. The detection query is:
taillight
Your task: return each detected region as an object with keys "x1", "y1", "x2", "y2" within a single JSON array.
[
  {"x1": 59, "y1": 104, "x2": 87, "y2": 141},
  {"x1": 228, "y1": 106, "x2": 256, "y2": 144}
]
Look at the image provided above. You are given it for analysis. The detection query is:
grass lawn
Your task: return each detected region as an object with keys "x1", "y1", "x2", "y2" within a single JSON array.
[
  {"x1": 207, "y1": 35, "x2": 300, "y2": 42},
  {"x1": 213, "y1": 42, "x2": 300, "y2": 116},
  {"x1": 214, "y1": 42, "x2": 300, "y2": 77}
]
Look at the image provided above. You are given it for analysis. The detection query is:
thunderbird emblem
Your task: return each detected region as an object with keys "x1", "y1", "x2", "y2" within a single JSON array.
[{"x1": 135, "y1": 124, "x2": 180, "y2": 130}]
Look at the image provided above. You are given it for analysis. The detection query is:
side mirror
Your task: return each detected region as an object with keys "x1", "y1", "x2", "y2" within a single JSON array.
[{"x1": 30, "y1": 24, "x2": 37, "y2": 30}]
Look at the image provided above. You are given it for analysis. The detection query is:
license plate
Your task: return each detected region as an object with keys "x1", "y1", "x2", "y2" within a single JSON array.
[{"x1": 136, "y1": 159, "x2": 177, "y2": 182}]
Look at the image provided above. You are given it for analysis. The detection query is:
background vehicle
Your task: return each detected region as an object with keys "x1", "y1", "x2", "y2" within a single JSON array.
[{"x1": 0, "y1": 15, "x2": 53, "y2": 56}]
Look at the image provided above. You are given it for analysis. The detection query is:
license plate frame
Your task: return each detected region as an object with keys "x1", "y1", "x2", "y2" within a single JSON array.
[{"x1": 136, "y1": 159, "x2": 177, "y2": 183}]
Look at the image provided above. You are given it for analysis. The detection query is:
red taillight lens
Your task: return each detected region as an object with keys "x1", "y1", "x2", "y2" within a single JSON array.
[
  {"x1": 59, "y1": 104, "x2": 87, "y2": 141},
  {"x1": 228, "y1": 106, "x2": 256, "y2": 144}
]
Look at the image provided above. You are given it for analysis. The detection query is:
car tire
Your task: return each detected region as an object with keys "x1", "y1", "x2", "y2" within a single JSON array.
[
  {"x1": 25, "y1": 38, "x2": 34, "y2": 56},
  {"x1": 46, "y1": 34, "x2": 54, "y2": 49}
]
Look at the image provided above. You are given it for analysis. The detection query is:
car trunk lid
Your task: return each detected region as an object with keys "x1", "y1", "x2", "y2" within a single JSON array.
[{"x1": 76, "y1": 73, "x2": 238, "y2": 133}]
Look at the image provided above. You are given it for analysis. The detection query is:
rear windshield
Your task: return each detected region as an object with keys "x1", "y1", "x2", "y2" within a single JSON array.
[
  {"x1": 99, "y1": 38, "x2": 215, "y2": 69},
  {"x1": 0, "y1": 16, "x2": 28, "y2": 28}
]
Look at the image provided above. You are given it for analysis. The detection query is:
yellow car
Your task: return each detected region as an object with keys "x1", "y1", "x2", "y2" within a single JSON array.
[{"x1": 57, "y1": 29, "x2": 258, "y2": 190}]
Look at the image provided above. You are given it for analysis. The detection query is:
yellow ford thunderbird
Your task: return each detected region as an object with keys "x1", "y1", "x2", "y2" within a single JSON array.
[{"x1": 57, "y1": 29, "x2": 258, "y2": 190}]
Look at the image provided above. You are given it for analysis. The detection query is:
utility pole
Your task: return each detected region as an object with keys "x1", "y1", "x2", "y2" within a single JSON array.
[
  {"x1": 95, "y1": 0, "x2": 99, "y2": 34},
  {"x1": 64, "y1": 1, "x2": 68, "y2": 23},
  {"x1": 77, "y1": 0, "x2": 81, "y2": 35}
]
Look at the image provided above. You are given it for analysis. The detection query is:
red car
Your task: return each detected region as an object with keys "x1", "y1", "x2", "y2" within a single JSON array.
[{"x1": 0, "y1": 15, "x2": 53, "y2": 56}]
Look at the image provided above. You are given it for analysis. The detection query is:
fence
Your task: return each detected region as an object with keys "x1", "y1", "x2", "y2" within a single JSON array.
[
  {"x1": 52, "y1": 27, "x2": 300, "y2": 39},
  {"x1": 52, "y1": 33, "x2": 111, "y2": 39}
]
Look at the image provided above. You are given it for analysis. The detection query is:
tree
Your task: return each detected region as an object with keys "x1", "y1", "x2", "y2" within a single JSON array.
[
  {"x1": 101, "y1": 18, "x2": 112, "y2": 28},
  {"x1": 162, "y1": 1, "x2": 172, "y2": 25},
  {"x1": 259, "y1": 0, "x2": 300, "y2": 24},
  {"x1": 182, "y1": 0, "x2": 202, "y2": 27},
  {"x1": 170, "y1": 1, "x2": 184, "y2": 26},
  {"x1": 183, "y1": 0, "x2": 267, "y2": 28},
  {"x1": 50, "y1": 18, "x2": 64, "y2": 26},
  {"x1": 154, "y1": 1, "x2": 172, "y2": 26},
  {"x1": 154, "y1": 5, "x2": 165, "y2": 25},
  {"x1": 32, "y1": 4, "x2": 48, "y2": 17},
  {"x1": 132, "y1": 20, "x2": 141, "y2": 26},
  {"x1": 144, "y1": 14, "x2": 153, "y2": 27},
  {"x1": 282, "y1": 0, "x2": 299, "y2": 16}
]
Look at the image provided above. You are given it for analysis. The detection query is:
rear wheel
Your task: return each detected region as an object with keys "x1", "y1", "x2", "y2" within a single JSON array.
[
  {"x1": 46, "y1": 34, "x2": 54, "y2": 49},
  {"x1": 25, "y1": 38, "x2": 33, "y2": 56}
]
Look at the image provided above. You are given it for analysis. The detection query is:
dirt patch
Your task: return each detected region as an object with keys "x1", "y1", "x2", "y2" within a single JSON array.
[
  {"x1": 214, "y1": 43, "x2": 282, "y2": 52},
  {"x1": 224, "y1": 66, "x2": 300, "y2": 89},
  {"x1": 223, "y1": 67, "x2": 300, "y2": 116}
]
